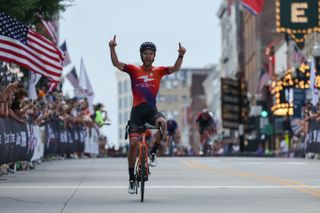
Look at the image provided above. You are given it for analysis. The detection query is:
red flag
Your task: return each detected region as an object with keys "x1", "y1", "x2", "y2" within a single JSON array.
[
  {"x1": 0, "y1": 12, "x2": 63, "y2": 82},
  {"x1": 242, "y1": 0, "x2": 265, "y2": 15}
]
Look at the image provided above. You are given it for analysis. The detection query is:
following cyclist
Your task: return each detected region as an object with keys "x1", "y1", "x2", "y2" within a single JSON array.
[
  {"x1": 165, "y1": 119, "x2": 181, "y2": 156},
  {"x1": 195, "y1": 109, "x2": 216, "y2": 155},
  {"x1": 108, "y1": 35, "x2": 186, "y2": 194}
]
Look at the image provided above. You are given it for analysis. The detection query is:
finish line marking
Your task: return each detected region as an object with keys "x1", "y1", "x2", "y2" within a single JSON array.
[{"x1": 1, "y1": 185, "x2": 320, "y2": 189}]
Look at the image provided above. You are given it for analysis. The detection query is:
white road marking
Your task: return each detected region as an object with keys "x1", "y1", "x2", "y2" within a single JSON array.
[
  {"x1": 0, "y1": 185, "x2": 320, "y2": 189},
  {"x1": 239, "y1": 162, "x2": 307, "y2": 165}
]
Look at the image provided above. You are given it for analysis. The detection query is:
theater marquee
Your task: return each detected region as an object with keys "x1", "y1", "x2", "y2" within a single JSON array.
[{"x1": 276, "y1": 0, "x2": 320, "y2": 43}]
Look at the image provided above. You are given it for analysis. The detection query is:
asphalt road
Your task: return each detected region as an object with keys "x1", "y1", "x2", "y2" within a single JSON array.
[{"x1": 0, "y1": 157, "x2": 319, "y2": 213}]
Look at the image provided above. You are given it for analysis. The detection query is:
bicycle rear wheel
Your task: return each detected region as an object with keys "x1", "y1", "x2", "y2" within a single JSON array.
[{"x1": 140, "y1": 148, "x2": 146, "y2": 202}]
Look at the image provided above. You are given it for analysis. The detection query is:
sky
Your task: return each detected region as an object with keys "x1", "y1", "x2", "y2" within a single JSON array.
[{"x1": 59, "y1": 0, "x2": 222, "y2": 147}]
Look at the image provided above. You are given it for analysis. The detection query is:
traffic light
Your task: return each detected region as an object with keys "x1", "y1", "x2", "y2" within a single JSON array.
[{"x1": 261, "y1": 110, "x2": 268, "y2": 118}]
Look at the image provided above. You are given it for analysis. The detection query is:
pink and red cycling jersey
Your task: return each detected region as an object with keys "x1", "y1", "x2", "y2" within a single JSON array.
[{"x1": 123, "y1": 64, "x2": 169, "y2": 107}]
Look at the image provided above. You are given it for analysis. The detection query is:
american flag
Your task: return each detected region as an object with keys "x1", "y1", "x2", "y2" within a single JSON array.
[
  {"x1": 60, "y1": 40, "x2": 71, "y2": 67},
  {"x1": 78, "y1": 58, "x2": 94, "y2": 113},
  {"x1": 78, "y1": 59, "x2": 94, "y2": 97},
  {"x1": 0, "y1": 12, "x2": 64, "y2": 82},
  {"x1": 40, "y1": 17, "x2": 58, "y2": 44},
  {"x1": 66, "y1": 66, "x2": 79, "y2": 88},
  {"x1": 48, "y1": 80, "x2": 59, "y2": 92},
  {"x1": 292, "y1": 42, "x2": 307, "y2": 65},
  {"x1": 257, "y1": 70, "x2": 270, "y2": 93},
  {"x1": 242, "y1": 0, "x2": 265, "y2": 16}
]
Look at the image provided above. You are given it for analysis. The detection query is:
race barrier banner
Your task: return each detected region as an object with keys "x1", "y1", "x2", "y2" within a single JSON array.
[
  {"x1": 305, "y1": 119, "x2": 320, "y2": 153},
  {"x1": 84, "y1": 127, "x2": 99, "y2": 155},
  {"x1": 44, "y1": 121, "x2": 87, "y2": 157},
  {"x1": 31, "y1": 125, "x2": 44, "y2": 162},
  {"x1": 0, "y1": 118, "x2": 35, "y2": 164},
  {"x1": 0, "y1": 117, "x2": 98, "y2": 164}
]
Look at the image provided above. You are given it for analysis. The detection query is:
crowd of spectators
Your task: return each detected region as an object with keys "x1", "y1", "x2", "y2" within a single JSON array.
[
  {"x1": 298, "y1": 101, "x2": 320, "y2": 159},
  {"x1": 0, "y1": 63, "x2": 111, "y2": 176}
]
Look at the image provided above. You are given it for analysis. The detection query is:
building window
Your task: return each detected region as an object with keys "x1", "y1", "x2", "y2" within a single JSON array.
[
  {"x1": 119, "y1": 128, "x2": 122, "y2": 139},
  {"x1": 123, "y1": 81, "x2": 126, "y2": 93},
  {"x1": 166, "y1": 95, "x2": 171, "y2": 104},
  {"x1": 160, "y1": 79, "x2": 165, "y2": 87},
  {"x1": 127, "y1": 81, "x2": 131, "y2": 92},
  {"x1": 158, "y1": 95, "x2": 165, "y2": 102},
  {"x1": 183, "y1": 95, "x2": 188, "y2": 104},
  {"x1": 125, "y1": 111, "x2": 129, "y2": 122},
  {"x1": 121, "y1": 81, "x2": 124, "y2": 94},
  {"x1": 119, "y1": 81, "x2": 122, "y2": 94},
  {"x1": 123, "y1": 97, "x2": 126, "y2": 107},
  {"x1": 181, "y1": 72, "x2": 187, "y2": 86},
  {"x1": 166, "y1": 81, "x2": 172, "y2": 89},
  {"x1": 173, "y1": 80, "x2": 179, "y2": 87}
]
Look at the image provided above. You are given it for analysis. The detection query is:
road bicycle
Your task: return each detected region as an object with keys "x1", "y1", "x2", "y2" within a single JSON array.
[
  {"x1": 125, "y1": 123, "x2": 162, "y2": 202},
  {"x1": 201, "y1": 126, "x2": 215, "y2": 156}
]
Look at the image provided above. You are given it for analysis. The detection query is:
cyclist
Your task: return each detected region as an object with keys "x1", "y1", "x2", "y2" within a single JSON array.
[
  {"x1": 165, "y1": 119, "x2": 181, "y2": 156},
  {"x1": 108, "y1": 35, "x2": 186, "y2": 194},
  {"x1": 195, "y1": 109, "x2": 216, "y2": 155}
]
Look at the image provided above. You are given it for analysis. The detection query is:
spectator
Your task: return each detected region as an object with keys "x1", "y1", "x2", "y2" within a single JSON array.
[
  {"x1": 279, "y1": 136, "x2": 289, "y2": 157},
  {"x1": 255, "y1": 143, "x2": 264, "y2": 156},
  {"x1": 37, "y1": 86, "x2": 47, "y2": 99},
  {"x1": 93, "y1": 103, "x2": 110, "y2": 127}
]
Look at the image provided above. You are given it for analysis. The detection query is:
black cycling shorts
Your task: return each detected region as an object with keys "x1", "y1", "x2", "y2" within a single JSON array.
[
  {"x1": 199, "y1": 125, "x2": 211, "y2": 135},
  {"x1": 128, "y1": 103, "x2": 165, "y2": 136}
]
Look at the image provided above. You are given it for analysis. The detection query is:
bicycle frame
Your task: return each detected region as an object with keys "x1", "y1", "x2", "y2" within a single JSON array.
[{"x1": 136, "y1": 132, "x2": 149, "y2": 179}]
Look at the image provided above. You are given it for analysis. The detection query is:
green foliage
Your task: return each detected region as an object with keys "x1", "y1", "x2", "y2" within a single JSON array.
[{"x1": 0, "y1": 0, "x2": 73, "y2": 25}]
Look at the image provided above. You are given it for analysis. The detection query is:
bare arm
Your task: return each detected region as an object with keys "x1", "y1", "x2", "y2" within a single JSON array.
[
  {"x1": 9, "y1": 109, "x2": 25, "y2": 124},
  {"x1": 4, "y1": 81, "x2": 18, "y2": 94},
  {"x1": 168, "y1": 43, "x2": 186, "y2": 74},
  {"x1": 109, "y1": 35, "x2": 125, "y2": 71}
]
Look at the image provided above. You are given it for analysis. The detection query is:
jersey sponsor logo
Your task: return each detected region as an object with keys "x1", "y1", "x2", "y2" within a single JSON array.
[
  {"x1": 135, "y1": 74, "x2": 155, "y2": 88},
  {"x1": 137, "y1": 75, "x2": 154, "y2": 83}
]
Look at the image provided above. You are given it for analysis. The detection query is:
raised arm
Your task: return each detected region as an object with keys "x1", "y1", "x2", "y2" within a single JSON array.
[
  {"x1": 168, "y1": 42, "x2": 186, "y2": 74},
  {"x1": 109, "y1": 35, "x2": 125, "y2": 71}
]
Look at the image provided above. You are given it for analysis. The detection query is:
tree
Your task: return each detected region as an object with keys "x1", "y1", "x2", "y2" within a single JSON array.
[{"x1": 0, "y1": 0, "x2": 73, "y2": 25}]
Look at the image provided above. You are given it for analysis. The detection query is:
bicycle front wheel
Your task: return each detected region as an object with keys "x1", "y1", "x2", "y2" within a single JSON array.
[{"x1": 140, "y1": 148, "x2": 146, "y2": 202}]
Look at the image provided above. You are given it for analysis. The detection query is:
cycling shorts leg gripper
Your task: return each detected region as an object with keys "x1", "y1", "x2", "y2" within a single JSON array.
[
  {"x1": 129, "y1": 132, "x2": 141, "y2": 139},
  {"x1": 148, "y1": 111, "x2": 166, "y2": 126}
]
